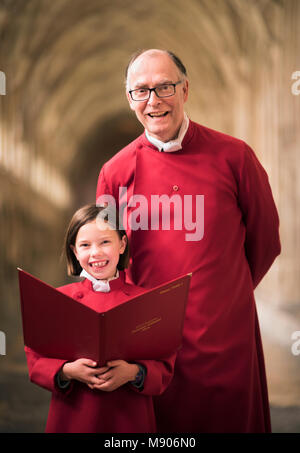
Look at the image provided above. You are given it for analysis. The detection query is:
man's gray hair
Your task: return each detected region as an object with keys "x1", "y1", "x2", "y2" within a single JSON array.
[{"x1": 125, "y1": 49, "x2": 187, "y2": 91}]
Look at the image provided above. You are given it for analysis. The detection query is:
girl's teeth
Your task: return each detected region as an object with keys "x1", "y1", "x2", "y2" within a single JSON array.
[{"x1": 91, "y1": 261, "x2": 107, "y2": 268}]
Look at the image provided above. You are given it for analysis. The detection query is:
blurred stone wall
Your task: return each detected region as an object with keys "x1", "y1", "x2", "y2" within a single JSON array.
[{"x1": 0, "y1": 0, "x2": 299, "y2": 431}]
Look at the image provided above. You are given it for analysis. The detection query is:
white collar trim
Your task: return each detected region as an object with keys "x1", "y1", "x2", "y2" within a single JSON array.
[
  {"x1": 80, "y1": 269, "x2": 119, "y2": 293},
  {"x1": 145, "y1": 112, "x2": 189, "y2": 152}
]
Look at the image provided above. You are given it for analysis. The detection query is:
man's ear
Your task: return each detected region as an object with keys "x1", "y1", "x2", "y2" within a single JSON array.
[
  {"x1": 126, "y1": 91, "x2": 136, "y2": 111},
  {"x1": 183, "y1": 79, "x2": 189, "y2": 103}
]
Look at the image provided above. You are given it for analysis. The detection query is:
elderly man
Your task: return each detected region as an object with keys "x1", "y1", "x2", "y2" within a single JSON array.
[{"x1": 96, "y1": 49, "x2": 281, "y2": 433}]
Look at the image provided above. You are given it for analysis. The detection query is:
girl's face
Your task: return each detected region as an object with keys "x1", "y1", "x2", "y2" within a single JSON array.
[{"x1": 71, "y1": 220, "x2": 127, "y2": 281}]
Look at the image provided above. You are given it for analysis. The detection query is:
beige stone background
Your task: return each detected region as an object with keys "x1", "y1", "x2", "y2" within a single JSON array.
[{"x1": 0, "y1": 0, "x2": 299, "y2": 432}]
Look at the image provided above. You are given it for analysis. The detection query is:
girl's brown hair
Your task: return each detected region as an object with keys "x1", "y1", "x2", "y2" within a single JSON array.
[{"x1": 64, "y1": 203, "x2": 129, "y2": 276}]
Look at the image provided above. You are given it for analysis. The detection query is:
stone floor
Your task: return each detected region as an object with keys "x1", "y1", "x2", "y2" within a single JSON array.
[
  {"x1": 0, "y1": 352, "x2": 300, "y2": 432},
  {"x1": 0, "y1": 371, "x2": 299, "y2": 433},
  {"x1": 0, "y1": 324, "x2": 299, "y2": 433}
]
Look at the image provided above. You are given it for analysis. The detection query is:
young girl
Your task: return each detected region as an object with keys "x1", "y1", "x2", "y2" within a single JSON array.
[{"x1": 25, "y1": 203, "x2": 176, "y2": 433}]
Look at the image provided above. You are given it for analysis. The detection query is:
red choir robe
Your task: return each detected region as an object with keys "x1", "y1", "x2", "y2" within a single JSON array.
[
  {"x1": 25, "y1": 271, "x2": 176, "y2": 433},
  {"x1": 96, "y1": 120, "x2": 281, "y2": 433}
]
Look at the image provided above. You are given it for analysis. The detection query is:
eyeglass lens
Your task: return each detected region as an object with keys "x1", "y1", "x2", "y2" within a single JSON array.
[{"x1": 131, "y1": 84, "x2": 175, "y2": 101}]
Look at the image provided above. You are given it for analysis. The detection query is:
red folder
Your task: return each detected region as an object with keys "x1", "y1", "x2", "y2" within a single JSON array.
[{"x1": 18, "y1": 269, "x2": 191, "y2": 366}]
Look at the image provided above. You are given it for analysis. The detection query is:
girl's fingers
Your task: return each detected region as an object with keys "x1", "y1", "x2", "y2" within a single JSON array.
[
  {"x1": 107, "y1": 360, "x2": 123, "y2": 367},
  {"x1": 88, "y1": 368, "x2": 109, "y2": 377},
  {"x1": 92, "y1": 381, "x2": 115, "y2": 392},
  {"x1": 87, "y1": 375, "x2": 109, "y2": 389},
  {"x1": 80, "y1": 358, "x2": 98, "y2": 367},
  {"x1": 88, "y1": 376, "x2": 105, "y2": 386},
  {"x1": 96, "y1": 366, "x2": 110, "y2": 374},
  {"x1": 96, "y1": 370, "x2": 114, "y2": 381},
  {"x1": 80, "y1": 359, "x2": 109, "y2": 372}
]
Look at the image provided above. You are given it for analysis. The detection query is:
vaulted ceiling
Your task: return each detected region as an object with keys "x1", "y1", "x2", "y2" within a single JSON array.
[{"x1": 0, "y1": 0, "x2": 283, "y2": 192}]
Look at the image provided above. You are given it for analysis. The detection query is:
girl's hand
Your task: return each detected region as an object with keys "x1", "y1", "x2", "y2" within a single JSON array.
[
  {"x1": 91, "y1": 360, "x2": 139, "y2": 392},
  {"x1": 60, "y1": 358, "x2": 109, "y2": 389}
]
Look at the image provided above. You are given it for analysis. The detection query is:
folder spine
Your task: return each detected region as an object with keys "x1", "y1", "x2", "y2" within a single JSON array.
[
  {"x1": 18, "y1": 273, "x2": 27, "y2": 345},
  {"x1": 99, "y1": 313, "x2": 106, "y2": 366}
]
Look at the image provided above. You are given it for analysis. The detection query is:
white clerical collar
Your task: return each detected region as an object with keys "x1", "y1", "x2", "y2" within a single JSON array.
[
  {"x1": 145, "y1": 112, "x2": 189, "y2": 153},
  {"x1": 80, "y1": 269, "x2": 119, "y2": 293}
]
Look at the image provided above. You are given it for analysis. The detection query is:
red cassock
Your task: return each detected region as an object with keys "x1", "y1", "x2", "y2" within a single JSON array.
[
  {"x1": 96, "y1": 120, "x2": 281, "y2": 433},
  {"x1": 25, "y1": 272, "x2": 176, "y2": 433}
]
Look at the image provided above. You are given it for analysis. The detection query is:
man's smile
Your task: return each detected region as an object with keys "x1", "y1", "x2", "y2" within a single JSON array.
[{"x1": 147, "y1": 111, "x2": 169, "y2": 118}]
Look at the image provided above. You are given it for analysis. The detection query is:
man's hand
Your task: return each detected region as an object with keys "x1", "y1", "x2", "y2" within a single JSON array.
[
  {"x1": 90, "y1": 360, "x2": 139, "y2": 392},
  {"x1": 60, "y1": 358, "x2": 109, "y2": 389}
]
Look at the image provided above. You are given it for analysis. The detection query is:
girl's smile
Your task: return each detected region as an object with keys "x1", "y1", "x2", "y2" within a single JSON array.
[{"x1": 71, "y1": 220, "x2": 127, "y2": 281}]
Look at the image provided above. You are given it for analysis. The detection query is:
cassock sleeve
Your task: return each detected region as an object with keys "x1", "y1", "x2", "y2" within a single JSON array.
[
  {"x1": 130, "y1": 353, "x2": 176, "y2": 396},
  {"x1": 24, "y1": 346, "x2": 72, "y2": 394},
  {"x1": 237, "y1": 143, "x2": 281, "y2": 288}
]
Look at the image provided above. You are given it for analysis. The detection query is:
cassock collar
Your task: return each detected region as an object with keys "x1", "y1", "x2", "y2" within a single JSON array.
[
  {"x1": 80, "y1": 269, "x2": 120, "y2": 292},
  {"x1": 145, "y1": 112, "x2": 189, "y2": 153}
]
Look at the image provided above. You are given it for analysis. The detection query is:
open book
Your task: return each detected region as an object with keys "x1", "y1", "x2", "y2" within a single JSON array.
[{"x1": 18, "y1": 268, "x2": 191, "y2": 366}]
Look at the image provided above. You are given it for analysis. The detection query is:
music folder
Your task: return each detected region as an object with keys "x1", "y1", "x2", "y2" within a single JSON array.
[{"x1": 18, "y1": 268, "x2": 191, "y2": 366}]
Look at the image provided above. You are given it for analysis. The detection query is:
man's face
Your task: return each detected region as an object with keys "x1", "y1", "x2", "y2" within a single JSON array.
[{"x1": 126, "y1": 51, "x2": 189, "y2": 143}]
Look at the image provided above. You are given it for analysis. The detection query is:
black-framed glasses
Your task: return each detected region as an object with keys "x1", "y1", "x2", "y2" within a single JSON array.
[{"x1": 129, "y1": 80, "x2": 183, "y2": 101}]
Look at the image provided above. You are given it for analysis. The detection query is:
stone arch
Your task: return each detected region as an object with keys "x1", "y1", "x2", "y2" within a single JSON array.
[{"x1": 69, "y1": 111, "x2": 143, "y2": 209}]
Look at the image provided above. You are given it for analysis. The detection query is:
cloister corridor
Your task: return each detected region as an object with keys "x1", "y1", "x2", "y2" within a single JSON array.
[{"x1": 0, "y1": 0, "x2": 299, "y2": 432}]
